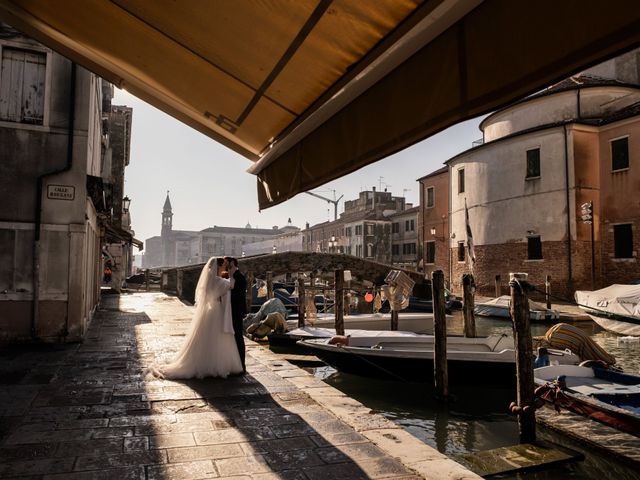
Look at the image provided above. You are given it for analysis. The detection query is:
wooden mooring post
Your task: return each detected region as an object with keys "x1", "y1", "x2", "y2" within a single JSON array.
[
  {"x1": 144, "y1": 269, "x2": 150, "y2": 291},
  {"x1": 297, "y1": 273, "x2": 306, "y2": 328},
  {"x1": 495, "y1": 274, "x2": 501, "y2": 297},
  {"x1": 545, "y1": 275, "x2": 551, "y2": 310},
  {"x1": 334, "y1": 269, "x2": 345, "y2": 336},
  {"x1": 462, "y1": 274, "x2": 476, "y2": 337},
  {"x1": 266, "y1": 271, "x2": 273, "y2": 299},
  {"x1": 245, "y1": 272, "x2": 254, "y2": 313},
  {"x1": 432, "y1": 270, "x2": 448, "y2": 399},
  {"x1": 390, "y1": 310, "x2": 399, "y2": 331},
  {"x1": 509, "y1": 272, "x2": 536, "y2": 443}
]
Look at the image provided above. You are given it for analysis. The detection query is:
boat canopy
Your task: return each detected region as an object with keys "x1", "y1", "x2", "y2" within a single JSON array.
[
  {"x1": 575, "y1": 284, "x2": 640, "y2": 319},
  {"x1": 2, "y1": 1, "x2": 639, "y2": 208}
]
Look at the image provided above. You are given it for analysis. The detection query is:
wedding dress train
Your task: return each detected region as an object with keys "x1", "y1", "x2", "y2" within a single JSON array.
[{"x1": 153, "y1": 257, "x2": 243, "y2": 379}]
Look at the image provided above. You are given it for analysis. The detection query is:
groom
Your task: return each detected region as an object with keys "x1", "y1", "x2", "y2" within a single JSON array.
[{"x1": 224, "y1": 256, "x2": 247, "y2": 373}]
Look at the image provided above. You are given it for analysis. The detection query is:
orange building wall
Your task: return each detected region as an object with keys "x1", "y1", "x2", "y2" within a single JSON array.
[{"x1": 419, "y1": 169, "x2": 450, "y2": 285}]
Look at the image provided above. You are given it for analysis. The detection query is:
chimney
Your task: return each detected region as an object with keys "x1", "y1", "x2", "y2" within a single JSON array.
[{"x1": 372, "y1": 186, "x2": 376, "y2": 211}]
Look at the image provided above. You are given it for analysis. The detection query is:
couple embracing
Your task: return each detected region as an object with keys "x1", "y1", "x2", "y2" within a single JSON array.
[{"x1": 152, "y1": 256, "x2": 247, "y2": 379}]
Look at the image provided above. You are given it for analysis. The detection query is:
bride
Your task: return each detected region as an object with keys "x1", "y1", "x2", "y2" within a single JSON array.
[{"x1": 152, "y1": 257, "x2": 243, "y2": 379}]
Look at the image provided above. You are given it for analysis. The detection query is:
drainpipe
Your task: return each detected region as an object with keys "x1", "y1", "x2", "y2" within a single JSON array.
[
  {"x1": 563, "y1": 124, "x2": 573, "y2": 293},
  {"x1": 31, "y1": 63, "x2": 77, "y2": 340},
  {"x1": 576, "y1": 89, "x2": 581, "y2": 120}
]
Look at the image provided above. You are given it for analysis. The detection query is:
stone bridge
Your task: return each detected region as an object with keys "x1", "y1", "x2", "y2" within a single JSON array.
[{"x1": 162, "y1": 252, "x2": 429, "y2": 304}]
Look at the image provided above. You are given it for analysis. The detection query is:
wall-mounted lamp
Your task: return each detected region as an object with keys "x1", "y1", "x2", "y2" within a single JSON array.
[
  {"x1": 526, "y1": 230, "x2": 536, "y2": 235},
  {"x1": 122, "y1": 196, "x2": 131, "y2": 213}
]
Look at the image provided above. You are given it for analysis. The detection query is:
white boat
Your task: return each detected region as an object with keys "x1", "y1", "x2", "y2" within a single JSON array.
[
  {"x1": 575, "y1": 284, "x2": 640, "y2": 336},
  {"x1": 299, "y1": 333, "x2": 580, "y2": 384},
  {"x1": 286, "y1": 311, "x2": 445, "y2": 334},
  {"x1": 474, "y1": 295, "x2": 559, "y2": 321}
]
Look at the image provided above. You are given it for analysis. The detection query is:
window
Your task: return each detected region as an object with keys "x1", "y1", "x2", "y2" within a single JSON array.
[
  {"x1": 345, "y1": 227, "x2": 352, "y2": 237},
  {"x1": 355, "y1": 225, "x2": 362, "y2": 235},
  {"x1": 425, "y1": 241, "x2": 436, "y2": 264},
  {"x1": 392, "y1": 244, "x2": 399, "y2": 255},
  {"x1": 356, "y1": 245, "x2": 362, "y2": 257},
  {"x1": 611, "y1": 137, "x2": 629, "y2": 171},
  {"x1": 426, "y1": 187, "x2": 435, "y2": 208},
  {"x1": 614, "y1": 224, "x2": 633, "y2": 258},
  {"x1": 392, "y1": 222, "x2": 399, "y2": 233},
  {"x1": 526, "y1": 148, "x2": 540, "y2": 178},
  {"x1": 365, "y1": 224, "x2": 374, "y2": 235},
  {"x1": 458, "y1": 168, "x2": 465, "y2": 193},
  {"x1": 527, "y1": 236, "x2": 543, "y2": 260},
  {"x1": 457, "y1": 241, "x2": 465, "y2": 262},
  {"x1": 405, "y1": 219, "x2": 415, "y2": 232},
  {"x1": 366, "y1": 243, "x2": 373, "y2": 258},
  {"x1": 0, "y1": 48, "x2": 46, "y2": 124},
  {"x1": 402, "y1": 243, "x2": 416, "y2": 255}
]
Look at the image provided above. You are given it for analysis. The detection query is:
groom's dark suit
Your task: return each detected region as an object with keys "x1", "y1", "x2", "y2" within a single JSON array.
[{"x1": 230, "y1": 269, "x2": 247, "y2": 371}]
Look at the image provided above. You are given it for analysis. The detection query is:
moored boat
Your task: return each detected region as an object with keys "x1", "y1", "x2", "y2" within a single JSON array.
[
  {"x1": 575, "y1": 284, "x2": 640, "y2": 336},
  {"x1": 474, "y1": 295, "x2": 559, "y2": 321},
  {"x1": 535, "y1": 364, "x2": 640, "y2": 436},
  {"x1": 285, "y1": 311, "x2": 443, "y2": 334},
  {"x1": 298, "y1": 334, "x2": 580, "y2": 384}
]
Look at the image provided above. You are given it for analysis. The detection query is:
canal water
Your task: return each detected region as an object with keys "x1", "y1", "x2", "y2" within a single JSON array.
[{"x1": 283, "y1": 314, "x2": 640, "y2": 479}]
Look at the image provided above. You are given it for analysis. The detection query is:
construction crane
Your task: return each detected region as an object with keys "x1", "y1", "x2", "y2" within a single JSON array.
[{"x1": 305, "y1": 190, "x2": 344, "y2": 221}]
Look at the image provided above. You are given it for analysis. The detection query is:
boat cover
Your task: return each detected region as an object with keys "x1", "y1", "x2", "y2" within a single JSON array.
[
  {"x1": 575, "y1": 284, "x2": 640, "y2": 318},
  {"x1": 534, "y1": 323, "x2": 616, "y2": 365}
]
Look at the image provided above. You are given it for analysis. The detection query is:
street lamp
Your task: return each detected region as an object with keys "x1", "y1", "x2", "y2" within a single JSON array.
[
  {"x1": 272, "y1": 244, "x2": 277, "y2": 255},
  {"x1": 430, "y1": 225, "x2": 444, "y2": 241},
  {"x1": 122, "y1": 196, "x2": 131, "y2": 213},
  {"x1": 328, "y1": 236, "x2": 337, "y2": 252}
]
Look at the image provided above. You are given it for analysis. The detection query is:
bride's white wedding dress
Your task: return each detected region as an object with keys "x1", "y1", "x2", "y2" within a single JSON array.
[{"x1": 153, "y1": 257, "x2": 243, "y2": 379}]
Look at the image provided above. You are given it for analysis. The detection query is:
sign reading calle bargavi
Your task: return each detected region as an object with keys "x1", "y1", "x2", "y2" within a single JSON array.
[{"x1": 47, "y1": 184, "x2": 75, "y2": 201}]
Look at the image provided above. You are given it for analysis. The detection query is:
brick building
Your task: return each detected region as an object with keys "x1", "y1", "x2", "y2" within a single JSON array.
[
  {"x1": 446, "y1": 69, "x2": 640, "y2": 297},
  {"x1": 418, "y1": 167, "x2": 450, "y2": 284},
  {"x1": 303, "y1": 188, "x2": 415, "y2": 266}
]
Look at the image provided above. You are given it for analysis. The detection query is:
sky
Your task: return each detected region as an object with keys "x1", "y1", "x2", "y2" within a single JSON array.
[{"x1": 113, "y1": 88, "x2": 485, "y2": 246}]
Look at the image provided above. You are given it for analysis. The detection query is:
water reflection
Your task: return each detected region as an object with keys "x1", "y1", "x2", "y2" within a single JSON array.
[{"x1": 296, "y1": 315, "x2": 640, "y2": 479}]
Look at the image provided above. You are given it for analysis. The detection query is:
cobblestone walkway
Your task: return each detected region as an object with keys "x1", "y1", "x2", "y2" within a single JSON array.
[{"x1": 0, "y1": 292, "x2": 479, "y2": 480}]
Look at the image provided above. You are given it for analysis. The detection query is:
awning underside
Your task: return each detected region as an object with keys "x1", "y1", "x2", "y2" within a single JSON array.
[{"x1": 1, "y1": 0, "x2": 639, "y2": 209}]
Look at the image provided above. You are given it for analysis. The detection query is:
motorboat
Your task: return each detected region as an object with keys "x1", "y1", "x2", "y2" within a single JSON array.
[
  {"x1": 267, "y1": 311, "x2": 446, "y2": 347},
  {"x1": 575, "y1": 284, "x2": 640, "y2": 336},
  {"x1": 285, "y1": 311, "x2": 442, "y2": 334},
  {"x1": 298, "y1": 334, "x2": 580, "y2": 384},
  {"x1": 535, "y1": 364, "x2": 640, "y2": 436},
  {"x1": 475, "y1": 295, "x2": 559, "y2": 321}
]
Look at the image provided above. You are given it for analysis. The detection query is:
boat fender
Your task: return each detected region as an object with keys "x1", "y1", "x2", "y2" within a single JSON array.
[{"x1": 328, "y1": 335, "x2": 350, "y2": 346}]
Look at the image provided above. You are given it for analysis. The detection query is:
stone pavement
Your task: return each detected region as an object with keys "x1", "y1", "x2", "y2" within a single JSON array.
[{"x1": 0, "y1": 292, "x2": 480, "y2": 480}]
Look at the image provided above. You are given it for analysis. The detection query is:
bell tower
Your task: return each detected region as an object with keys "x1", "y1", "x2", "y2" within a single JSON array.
[
  {"x1": 161, "y1": 191, "x2": 174, "y2": 266},
  {"x1": 161, "y1": 191, "x2": 173, "y2": 237}
]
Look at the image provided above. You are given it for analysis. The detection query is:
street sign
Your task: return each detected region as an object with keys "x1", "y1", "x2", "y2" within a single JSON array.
[{"x1": 47, "y1": 184, "x2": 75, "y2": 201}]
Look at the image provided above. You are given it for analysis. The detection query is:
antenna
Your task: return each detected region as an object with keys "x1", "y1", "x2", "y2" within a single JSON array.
[{"x1": 402, "y1": 188, "x2": 411, "y2": 197}]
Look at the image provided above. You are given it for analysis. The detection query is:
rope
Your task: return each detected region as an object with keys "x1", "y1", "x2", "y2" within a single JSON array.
[{"x1": 490, "y1": 333, "x2": 509, "y2": 352}]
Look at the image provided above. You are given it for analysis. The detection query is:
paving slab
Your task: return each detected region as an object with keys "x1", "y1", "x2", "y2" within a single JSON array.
[{"x1": 0, "y1": 292, "x2": 480, "y2": 479}]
